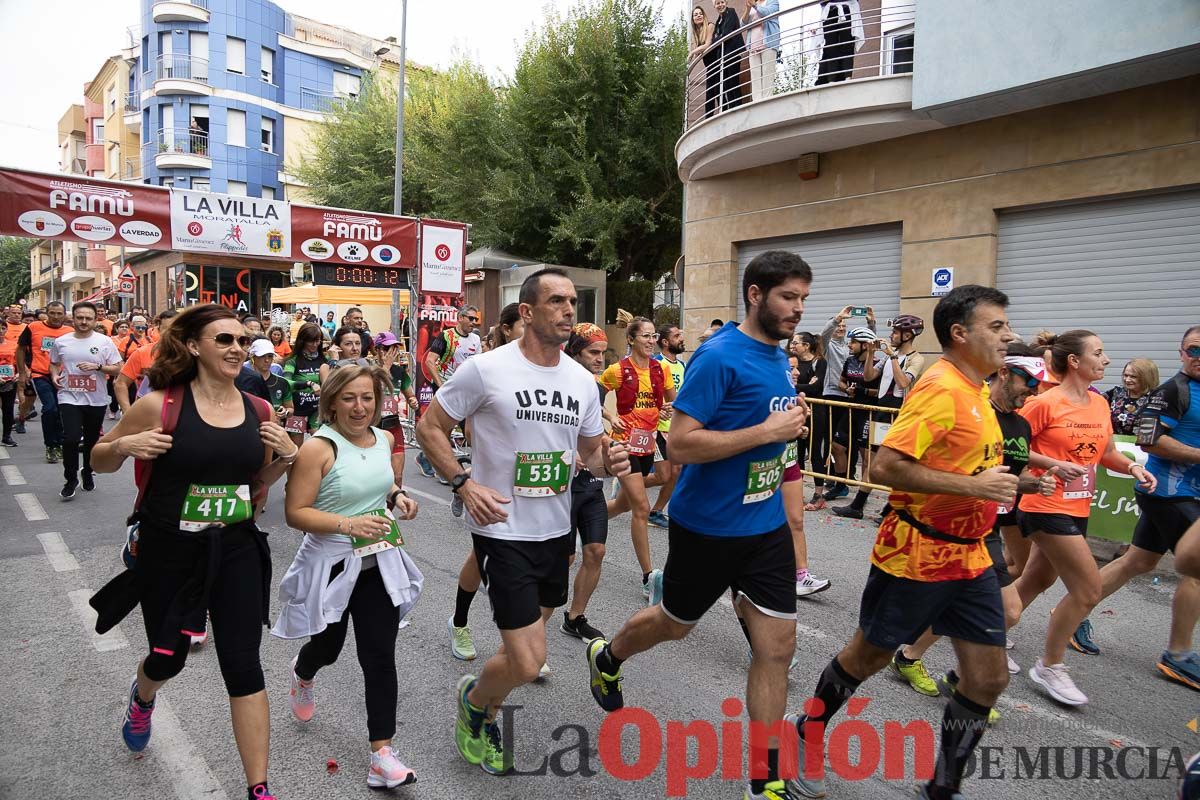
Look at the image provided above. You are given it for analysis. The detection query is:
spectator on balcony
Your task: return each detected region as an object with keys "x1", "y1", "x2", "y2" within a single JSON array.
[
  {"x1": 712, "y1": 0, "x2": 746, "y2": 111},
  {"x1": 816, "y1": 0, "x2": 865, "y2": 85},
  {"x1": 743, "y1": 0, "x2": 781, "y2": 102},
  {"x1": 689, "y1": 6, "x2": 719, "y2": 118},
  {"x1": 189, "y1": 117, "x2": 207, "y2": 156}
]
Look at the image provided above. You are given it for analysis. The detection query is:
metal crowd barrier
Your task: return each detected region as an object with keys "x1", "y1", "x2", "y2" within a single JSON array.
[{"x1": 801, "y1": 396, "x2": 898, "y2": 492}]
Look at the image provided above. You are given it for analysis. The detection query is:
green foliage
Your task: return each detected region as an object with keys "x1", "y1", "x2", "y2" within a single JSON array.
[
  {"x1": 606, "y1": 278, "x2": 653, "y2": 323},
  {"x1": 298, "y1": 0, "x2": 686, "y2": 282},
  {"x1": 0, "y1": 237, "x2": 31, "y2": 307},
  {"x1": 653, "y1": 303, "x2": 680, "y2": 327}
]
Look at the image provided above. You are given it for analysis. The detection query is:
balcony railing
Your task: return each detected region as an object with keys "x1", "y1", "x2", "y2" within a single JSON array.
[
  {"x1": 299, "y1": 88, "x2": 347, "y2": 113},
  {"x1": 684, "y1": 0, "x2": 915, "y2": 131},
  {"x1": 290, "y1": 15, "x2": 379, "y2": 61},
  {"x1": 124, "y1": 91, "x2": 140, "y2": 114},
  {"x1": 123, "y1": 157, "x2": 142, "y2": 180},
  {"x1": 154, "y1": 128, "x2": 209, "y2": 158},
  {"x1": 155, "y1": 53, "x2": 209, "y2": 84}
]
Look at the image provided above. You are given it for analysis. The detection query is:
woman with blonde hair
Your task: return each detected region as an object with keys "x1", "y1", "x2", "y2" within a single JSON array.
[
  {"x1": 689, "y1": 5, "x2": 719, "y2": 117},
  {"x1": 1105, "y1": 357, "x2": 1159, "y2": 436}
]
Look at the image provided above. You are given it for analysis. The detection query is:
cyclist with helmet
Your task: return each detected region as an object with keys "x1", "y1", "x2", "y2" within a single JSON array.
[
  {"x1": 834, "y1": 315, "x2": 927, "y2": 520},
  {"x1": 828, "y1": 327, "x2": 884, "y2": 495}
]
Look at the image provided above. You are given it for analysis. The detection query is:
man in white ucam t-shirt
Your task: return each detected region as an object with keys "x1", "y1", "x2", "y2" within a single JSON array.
[{"x1": 416, "y1": 267, "x2": 631, "y2": 776}]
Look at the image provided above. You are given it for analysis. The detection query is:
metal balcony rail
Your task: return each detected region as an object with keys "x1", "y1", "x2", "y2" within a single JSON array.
[
  {"x1": 155, "y1": 53, "x2": 210, "y2": 83},
  {"x1": 154, "y1": 128, "x2": 209, "y2": 158},
  {"x1": 291, "y1": 15, "x2": 379, "y2": 61},
  {"x1": 300, "y1": 87, "x2": 345, "y2": 113},
  {"x1": 124, "y1": 91, "x2": 140, "y2": 113},
  {"x1": 123, "y1": 157, "x2": 142, "y2": 180},
  {"x1": 684, "y1": 0, "x2": 915, "y2": 130},
  {"x1": 70, "y1": 253, "x2": 89, "y2": 273}
]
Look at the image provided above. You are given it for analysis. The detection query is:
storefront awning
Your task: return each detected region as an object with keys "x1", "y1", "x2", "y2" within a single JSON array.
[
  {"x1": 270, "y1": 285, "x2": 410, "y2": 307},
  {"x1": 77, "y1": 284, "x2": 113, "y2": 303}
]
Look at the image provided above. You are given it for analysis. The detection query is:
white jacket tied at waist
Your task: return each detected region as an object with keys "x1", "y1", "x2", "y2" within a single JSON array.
[{"x1": 271, "y1": 532, "x2": 424, "y2": 640}]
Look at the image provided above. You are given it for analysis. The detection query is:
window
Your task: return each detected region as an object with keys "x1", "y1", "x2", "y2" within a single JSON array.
[
  {"x1": 227, "y1": 180, "x2": 247, "y2": 196},
  {"x1": 260, "y1": 117, "x2": 274, "y2": 152},
  {"x1": 227, "y1": 37, "x2": 245, "y2": 75},
  {"x1": 332, "y1": 71, "x2": 361, "y2": 99},
  {"x1": 886, "y1": 30, "x2": 914, "y2": 75},
  {"x1": 192, "y1": 178, "x2": 210, "y2": 192},
  {"x1": 161, "y1": 177, "x2": 174, "y2": 188},
  {"x1": 189, "y1": 32, "x2": 208, "y2": 81},
  {"x1": 261, "y1": 186, "x2": 275, "y2": 200},
  {"x1": 227, "y1": 109, "x2": 246, "y2": 147},
  {"x1": 106, "y1": 84, "x2": 116, "y2": 116},
  {"x1": 260, "y1": 47, "x2": 274, "y2": 83}
]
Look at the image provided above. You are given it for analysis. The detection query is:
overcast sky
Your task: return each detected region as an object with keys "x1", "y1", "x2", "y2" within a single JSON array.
[{"x1": 0, "y1": 0, "x2": 690, "y2": 174}]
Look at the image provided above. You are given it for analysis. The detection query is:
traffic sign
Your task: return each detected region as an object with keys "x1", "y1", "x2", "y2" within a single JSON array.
[
  {"x1": 117, "y1": 278, "x2": 135, "y2": 294},
  {"x1": 119, "y1": 265, "x2": 136, "y2": 281}
]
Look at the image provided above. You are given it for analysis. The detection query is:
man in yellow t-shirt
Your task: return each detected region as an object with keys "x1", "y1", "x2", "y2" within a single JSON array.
[
  {"x1": 786, "y1": 286, "x2": 1020, "y2": 800},
  {"x1": 648, "y1": 324, "x2": 686, "y2": 528}
]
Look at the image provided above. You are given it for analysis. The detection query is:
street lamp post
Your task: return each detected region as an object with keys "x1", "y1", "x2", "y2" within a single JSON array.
[{"x1": 393, "y1": 0, "x2": 407, "y2": 217}]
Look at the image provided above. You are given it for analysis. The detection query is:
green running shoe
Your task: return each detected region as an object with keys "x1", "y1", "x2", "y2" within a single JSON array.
[
  {"x1": 480, "y1": 719, "x2": 513, "y2": 775},
  {"x1": 587, "y1": 638, "x2": 624, "y2": 711},
  {"x1": 888, "y1": 652, "x2": 939, "y2": 697},
  {"x1": 935, "y1": 670, "x2": 1001, "y2": 725},
  {"x1": 454, "y1": 675, "x2": 486, "y2": 765}
]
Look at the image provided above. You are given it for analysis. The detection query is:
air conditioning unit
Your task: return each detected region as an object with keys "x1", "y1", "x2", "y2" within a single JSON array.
[{"x1": 290, "y1": 262, "x2": 305, "y2": 283}]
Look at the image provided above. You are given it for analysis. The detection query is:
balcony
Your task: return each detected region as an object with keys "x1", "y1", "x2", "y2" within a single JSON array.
[
  {"x1": 299, "y1": 88, "x2": 347, "y2": 113},
  {"x1": 153, "y1": 54, "x2": 211, "y2": 96},
  {"x1": 152, "y1": 128, "x2": 211, "y2": 170},
  {"x1": 281, "y1": 15, "x2": 379, "y2": 70},
  {"x1": 62, "y1": 253, "x2": 96, "y2": 285},
  {"x1": 152, "y1": 0, "x2": 209, "y2": 24},
  {"x1": 676, "y1": 0, "x2": 937, "y2": 181},
  {"x1": 123, "y1": 157, "x2": 142, "y2": 181},
  {"x1": 123, "y1": 91, "x2": 140, "y2": 126}
]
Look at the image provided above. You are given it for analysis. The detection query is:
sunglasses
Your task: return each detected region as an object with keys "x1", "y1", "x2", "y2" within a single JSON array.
[
  {"x1": 133, "y1": 325, "x2": 148, "y2": 331},
  {"x1": 464, "y1": 315, "x2": 480, "y2": 323},
  {"x1": 1009, "y1": 368, "x2": 1041, "y2": 391},
  {"x1": 1185, "y1": 346, "x2": 1200, "y2": 359},
  {"x1": 202, "y1": 333, "x2": 254, "y2": 349}
]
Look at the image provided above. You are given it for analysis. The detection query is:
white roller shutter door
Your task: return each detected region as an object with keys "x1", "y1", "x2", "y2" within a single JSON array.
[
  {"x1": 736, "y1": 225, "x2": 902, "y2": 333},
  {"x1": 997, "y1": 191, "x2": 1200, "y2": 389}
]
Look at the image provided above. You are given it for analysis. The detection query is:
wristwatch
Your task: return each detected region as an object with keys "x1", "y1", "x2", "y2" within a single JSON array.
[{"x1": 450, "y1": 473, "x2": 470, "y2": 494}]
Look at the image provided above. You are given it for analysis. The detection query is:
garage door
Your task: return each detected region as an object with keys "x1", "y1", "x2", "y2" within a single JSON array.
[
  {"x1": 997, "y1": 191, "x2": 1200, "y2": 389},
  {"x1": 736, "y1": 224, "x2": 902, "y2": 334}
]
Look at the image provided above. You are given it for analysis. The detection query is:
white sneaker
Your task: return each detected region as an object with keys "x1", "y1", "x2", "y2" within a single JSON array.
[
  {"x1": 796, "y1": 573, "x2": 831, "y2": 597},
  {"x1": 1006, "y1": 636, "x2": 1015, "y2": 650},
  {"x1": 538, "y1": 661, "x2": 551, "y2": 680},
  {"x1": 1029, "y1": 659, "x2": 1088, "y2": 706},
  {"x1": 1007, "y1": 653, "x2": 1020, "y2": 675},
  {"x1": 289, "y1": 655, "x2": 315, "y2": 722},
  {"x1": 367, "y1": 745, "x2": 416, "y2": 788},
  {"x1": 448, "y1": 617, "x2": 476, "y2": 661}
]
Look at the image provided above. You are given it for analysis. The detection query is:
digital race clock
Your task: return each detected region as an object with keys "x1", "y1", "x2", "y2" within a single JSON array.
[{"x1": 312, "y1": 264, "x2": 410, "y2": 289}]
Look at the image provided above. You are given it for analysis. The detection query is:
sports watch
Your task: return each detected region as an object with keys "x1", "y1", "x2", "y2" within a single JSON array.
[{"x1": 450, "y1": 473, "x2": 470, "y2": 494}]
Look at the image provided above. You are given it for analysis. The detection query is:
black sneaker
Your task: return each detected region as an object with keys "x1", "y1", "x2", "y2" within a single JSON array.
[
  {"x1": 81, "y1": 471, "x2": 95, "y2": 491},
  {"x1": 46, "y1": 447, "x2": 58, "y2": 464},
  {"x1": 561, "y1": 612, "x2": 604, "y2": 641},
  {"x1": 26, "y1": 410, "x2": 37, "y2": 421},
  {"x1": 1, "y1": 437, "x2": 16, "y2": 447},
  {"x1": 822, "y1": 484, "x2": 849, "y2": 501},
  {"x1": 831, "y1": 505, "x2": 864, "y2": 520},
  {"x1": 60, "y1": 482, "x2": 77, "y2": 501}
]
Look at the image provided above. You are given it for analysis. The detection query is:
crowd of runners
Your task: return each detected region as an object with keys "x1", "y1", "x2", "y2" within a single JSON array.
[{"x1": 4, "y1": 254, "x2": 1200, "y2": 800}]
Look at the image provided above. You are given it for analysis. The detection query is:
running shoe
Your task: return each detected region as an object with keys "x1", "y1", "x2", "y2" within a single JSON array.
[
  {"x1": 26, "y1": 410, "x2": 37, "y2": 421},
  {"x1": 367, "y1": 746, "x2": 417, "y2": 788},
  {"x1": 1158, "y1": 650, "x2": 1200, "y2": 691},
  {"x1": 830, "y1": 504, "x2": 863, "y2": 520},
  {"x1": 1007, "y1": 652, "x2": 1020, "y2": 675},
  {"x1": 13, "y1": 420, "x2": 24, "y2": 434},
  {"x1": 917, "y1": 784, "x2": 964, "y2": 800},
  {"x1": 46, "y1": 447, "x2": 58, "y2": 464},
  {"x1": 1, "y1": 437, "x2": 15, "y2": 447},
  {"x1": 888, "y1": 652, "x2": 939, "y2": 697},
  {"x1": 1069, "y1": 619, "x2": 1100, "y2": 655},
  {"x1": 451, "y1": 493, "x2": 464, "y2": 518},
  {"x1": 648, "y1": 510, "x2": 669, "y2": 529},
  {"x1": 538, "y1": 661, "x2": 551, "y2": 680},
  {"x1": 744, "y1": 779, "x2": 798, "y2": 799},
  {"x1": 822, "y1": 484, "x2": 848, "y2": 502},
  {"x1": 454, "y1": 675, "x2": 486, "y2": 766},
  {"x1": 121, "y1": 676, "x2": 155, "y2": 752},
  {"x1": 783, "y1": 712, "x2": 825, "y2": 799},
  {"x1": 415, "y1": 451, "x2": 436, "y2": 479},
  {"x1": 448, "y1": 617, "x2": 476, "y2": 661},
  {"x1": 1029, "y1": 659, "x2": 1088, "y2": 706},
  {"x1": 587, "y1": 638, "x2": 624, "y2": 712},
  {"x1": 60, "y1": 481, "x2": 76, "y2": 501},
  {"x1": 1006, "y1": 636, "x2": 1015, "y2": 650},
  {"x1": 190, "y1": 630, "x2": 208, "y2": 648},
  {"x1": 561, "y1": 612, "x2": 604, "y2": 641},
  {"x1": 53, "y1": 446, "x2": 63, "y2": 461},
  {"x1": 935, "y1": 671, "x2": 1000, "y2": 725},
  {"x1": 289, "y1": 655, "x2": 314, "y2": 722},
  {"x1": 81, "y1": 470, "x2": 95, "y2": 492},
  {"x1": 120, "y1": 524, "x2": 139, "y2": 571},
  {"x1": 647, "y1": 568, "x2": 664, "y2": 607},
  {"x1": 481, "y1": 719, "x2": 512, "y2": 775},
  {"x1": 796, "y1": 574, "x2": 831, "y2": 597}
]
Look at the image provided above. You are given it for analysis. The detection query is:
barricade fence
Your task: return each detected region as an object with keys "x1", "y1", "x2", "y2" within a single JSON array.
[{"x1": 801, "y1": 396, "x2": 898, "y2": 493}]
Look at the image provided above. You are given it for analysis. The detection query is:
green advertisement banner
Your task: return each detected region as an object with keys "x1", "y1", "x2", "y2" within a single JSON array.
[{"x1": 1087, "y1": 434, "x2": 1148, "y2": 543}]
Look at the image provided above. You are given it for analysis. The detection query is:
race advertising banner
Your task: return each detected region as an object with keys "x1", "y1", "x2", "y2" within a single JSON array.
[
  {"x1": 1088, "y1": 434, "x2": 1150, "y2": 543},
  {"x1": 292, "y1": 205, "x2": 418, "y2": 268},
  {"x1": 170, "y1": 189, "x2": 291, "y2": 258},
  {"x1": 414, "y1": 293, "x2": 463, "y2": 415},
  {"x1": 0, "y1": 167, "x2": 170, "y2": 248},
  {"x1": 419, "y1": 219, "x2": 467, "y2": 295}
]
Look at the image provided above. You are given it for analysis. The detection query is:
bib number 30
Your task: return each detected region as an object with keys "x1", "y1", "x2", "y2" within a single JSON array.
[
  {"x1": 180, "y1": 484, "x2": 253, "y2": 532},
  {"x1": 513, "y1": 451, "x2": 572, "y2": 497}
]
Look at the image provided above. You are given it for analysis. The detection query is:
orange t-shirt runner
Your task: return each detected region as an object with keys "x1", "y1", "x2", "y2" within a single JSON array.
[
  {"x1": 871, "y1": 359, "x2": 1005, "y2": 582},
  {"x1": 600, "y1": 359, "x2": 662, "y2": 454},
  {"x1": 121, "y1": 342, "x2": 158, "y2": 386},
  {"x1": 1017, "y1": 388, "x2": 1112, "y2": 518},
  {"x1": 23, "y1": 321, "x2": 70, "y2": 378}
]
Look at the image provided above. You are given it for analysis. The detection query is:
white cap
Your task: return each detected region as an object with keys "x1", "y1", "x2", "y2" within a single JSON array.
[{"x1": 248, "y1": 338, "x2": 275, "y2": 358}]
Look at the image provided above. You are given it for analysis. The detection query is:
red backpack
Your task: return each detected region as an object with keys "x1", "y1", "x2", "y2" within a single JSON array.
[{"x1": 614, "y1": 357, "x2": 665, "y2": 416}]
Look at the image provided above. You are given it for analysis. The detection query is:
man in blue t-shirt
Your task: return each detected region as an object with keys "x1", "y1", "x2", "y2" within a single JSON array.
[
  {"x1": 586, "y1": 251, "x2": 812, "y2": 800},
  {"x1": 1073, "y1": 325, "x2": 1200, "y2": 690}
]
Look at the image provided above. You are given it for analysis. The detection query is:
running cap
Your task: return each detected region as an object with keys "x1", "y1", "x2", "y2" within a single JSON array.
[
  {"x1": 374, "y1": 331, "x2": 401, "y2": 347},
  {"x1": 848, "y1": 327, "x2": 878, "y2": 343},
  {"x1": 1004, "y1": 356, "x2": 1055, "y2": 384},
  {"x1": 248, "y1": 338, "x2": 276, "y2": 358}
]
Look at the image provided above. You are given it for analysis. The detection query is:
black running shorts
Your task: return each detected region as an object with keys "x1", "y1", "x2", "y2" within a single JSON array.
[
  {"x1": 1133, "y1": 494, "x2": 1200, "y2": 555},
  {"x1": 472, "y1": 533, "x2": 571, "y2": 630},
  {"x1": 858, "y1": 565, "x2": 1005, "y2": 650},
  {"x1": 1021, "y1": 511, "x2": 1089, "y2": 538},
  {"x1": 985, "y1": 532, "x2": 1013, "y2": 588},
  {"x1": 661, "y1": 520, "x2": 796, "y2": 625},
  {"x1": 570, "y1": 478, "x2": 608, "y2": 547}
]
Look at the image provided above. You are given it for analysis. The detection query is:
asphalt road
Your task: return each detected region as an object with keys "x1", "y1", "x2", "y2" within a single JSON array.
[{"x1": 0, "y1": 425, "x2": 1195, "y2": 800}]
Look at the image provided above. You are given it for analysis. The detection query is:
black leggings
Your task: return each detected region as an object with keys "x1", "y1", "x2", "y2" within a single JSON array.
[
  {"x1": 140, "y1": 526, "x2": 267, "y2": 697},
  {"x1": 0, "y1": 389, "x2": 14, "y2": 439},
  {"x1": 59, "y1": 403, "x2": 105, "y2": 483},
  {"x1": 807, "y1": 400, "x2": 832, "y2": 489},
  {"x1": 295, "y1": 564, "x2": 400, "y2": 742}
]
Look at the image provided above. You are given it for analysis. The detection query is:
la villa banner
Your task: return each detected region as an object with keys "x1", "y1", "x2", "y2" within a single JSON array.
[{"x1": 0, "y1": 166, "x2": 421, "y2": 269}]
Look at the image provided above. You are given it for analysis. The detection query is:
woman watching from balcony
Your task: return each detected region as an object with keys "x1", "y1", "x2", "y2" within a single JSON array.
[
  {"x1": 743, "y1": 0, "x2": 780, "y2": 102},
  {"x1": 689, "y1": 6, "x2": 718, "y2": 118},
  {"x1": 712, "y1": 0, "x2": 746, "y2": 111}
]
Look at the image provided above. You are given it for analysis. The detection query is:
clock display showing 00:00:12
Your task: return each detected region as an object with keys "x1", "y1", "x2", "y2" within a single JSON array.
[{"x1": 315, "y1": 265, "x2": 408, "y2": 288}]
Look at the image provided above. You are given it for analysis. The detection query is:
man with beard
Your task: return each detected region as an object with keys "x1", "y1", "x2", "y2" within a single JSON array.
[
  {"x1": 586, "y1": 250, "x2": 812, "y2": 800},
  {"x1": 648, "y1": 324, "x2": 687, "y2": 528}
]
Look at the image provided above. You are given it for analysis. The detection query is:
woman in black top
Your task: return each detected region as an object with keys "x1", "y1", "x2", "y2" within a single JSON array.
[
  {"x1": 712, "y1": 0, "x2": 746, "y2": 111},
  {"x1": 91, "y1": 304, "x2": 297, "y2": 800},
  {"x1": 792, "y1": 331, "x2": 830, "y2": 507}
]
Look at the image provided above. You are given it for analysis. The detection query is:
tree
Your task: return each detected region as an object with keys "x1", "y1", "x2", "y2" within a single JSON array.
[
  {"x1": 0, "y1": 237, "x2": 31, "y2": 307},
  {"x1": 297, "y1": 0, "x2": 686, "y2": 282}
]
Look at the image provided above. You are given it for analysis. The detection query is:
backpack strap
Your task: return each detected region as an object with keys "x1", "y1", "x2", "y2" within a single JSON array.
[
  {"x1": 132, "y1": 384, "x2": 184, "y2": 511},
  {"x1": 242, "y1": 391, "x2": 276, "y2": 511},
  {"x1": 1175, "y1": 372, "x2": 1191, "y2": 418}
]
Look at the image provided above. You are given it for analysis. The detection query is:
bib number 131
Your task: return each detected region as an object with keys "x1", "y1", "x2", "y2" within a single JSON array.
[{"x1": 513, "y1": 451, "x2": 572, "y2": 497}]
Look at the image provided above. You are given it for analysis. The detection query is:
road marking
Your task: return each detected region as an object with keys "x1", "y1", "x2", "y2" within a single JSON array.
[
  {"x1": 15, "y1": 492, "x2": 47, "y2": 521},
  {"x1": 0, "y1": 446, "x2": 9, "y2": 459},
  {"x1": 149, "y1": 695, "x2": 232, "y2": 800},
  {"x1": 1, "y1": 465, "x2": 25, "y2": 485},
  {"x1": 994, "y1": 694, "x2": 1150, "y2": 749},
  {"x1": 67, "y1": 588, "x2": 128, "y2": 652},
  {"x1": 37, "y1": 532, "x2": 80, "y2": 572},
  {"x1": 405, "y1": 485, "x2": 450, "y2": 506}
]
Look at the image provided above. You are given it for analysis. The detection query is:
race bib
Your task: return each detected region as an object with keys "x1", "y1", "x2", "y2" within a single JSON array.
[
  {"x1": 784, "y1": 440, "x2": 799, "y2": 469},
  {"x1": 284, "y1": 414, "x2": 307, "y2": 434},
  {"x1": 1062, "y1": 465, "x2": 1098, "y2": 500},
  {"x1": 351, "y1": 508, "x2": 404, "y2": 557},
  {"x1": 381, "y1": 394, "x2": 400, "y2": 418},
  {"x1": 40, "y1": 337, "x2": 55, "y2": 352},
  {"x1": 66, "y1": 374, "x2": 97, "y2": 393},
  {"x1": 0, "y1": 365, "x2": 14, "y2": 379},
  {"x1": 627, "y1": 428, "x2": 655, "y2": 456},
  {"x1": 513, "y1": 450, "x2": 573, "y2": 497},
  {"x1": 744, "y1": 454, "x2": 784, "y2": 504},
  {"x1": 179, "y1": 484, "x2": 252, "y2": 532}
]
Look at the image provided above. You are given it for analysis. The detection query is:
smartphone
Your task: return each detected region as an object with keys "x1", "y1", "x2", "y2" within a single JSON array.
[{"x1": 850, "y1": 306, "x2": 869, "y2": 317}]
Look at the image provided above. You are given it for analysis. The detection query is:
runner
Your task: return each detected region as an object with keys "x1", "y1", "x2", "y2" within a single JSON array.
[
  {"x1": 888, "y1": 344, "x2": 1059, "y2": 722},
  {"x1": 282, "y1": 323, "x2": 329, "y2": 447},
  {"x1": 374, "y1": 331, "x2": 418, "y2": 488},
  {"x1": 1063, "y1": 325, "x2": 1200, "y2": 688},
  {"x1": 17, "y1": 300, "x2": 68, "y2": 462},
  {"x1": 648, "y1": 323, "x2": 686, "y2": 529},
  {"x1": 274, "y1": 364, "x2": 423, "y2": 790},
  {"x1": 783, "y1": 347, "x2": 832, "y2": 598},
  {"x1": 4, "y1": 306, "x2": 29, "y2": 435},
  {"x1": 602, "y1": 317, "x2": 676, "y2": 599},
  {"x1": 792, "y1": 332, "x2": 827, "y2": 509},
  {"x1": 114, "y1": 310, "x2": 178, "y2": 414},
  {"x1": 88, "y1": 304, "x2": 295, "y2": 800},
  {"x1": 321, "y1": 327, "x2": 372, "y2": 381},
  {"x1": 416, "y1": 267, "x2": 628, "y2": 776},
  {"x1": 816, "y1": 306, "x2": 876, "y2": 502},
  {"x1": 236, "y1": 339, "x2": 293, "y2": 421},
  {"x1": 586, "y1": 250, "x2": 811, "y2": 800},
  {"x1": 416, "y1": 303, "x2": 481, "y2": 479},
  {"x1": 268, "y1": 325, "x2": 292, "y2": 359},
  {"x1": 786, "y1": 285, "x2": 1019, "y2": 800},
  {"x1": 1011, "y1": 329, "x2": 1155, "y2": 706},
  {"x1": 0, "y1": 317, "x2": 18, "y2": 446},
  {"x1": 48, "y1": 301, "x2": 123, "y2": 499}
]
